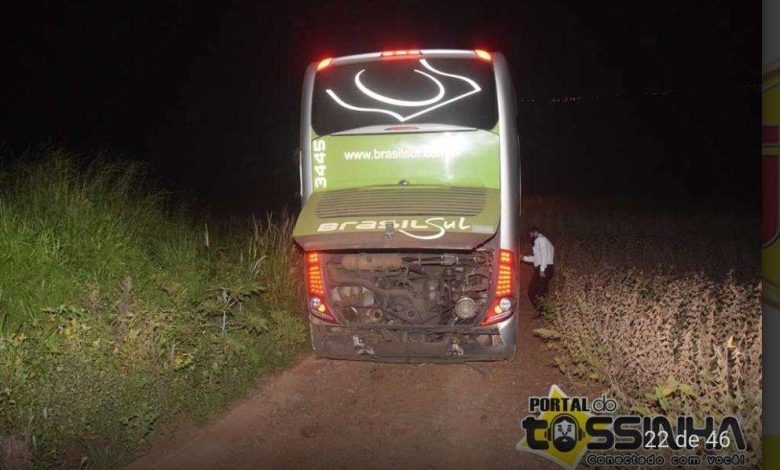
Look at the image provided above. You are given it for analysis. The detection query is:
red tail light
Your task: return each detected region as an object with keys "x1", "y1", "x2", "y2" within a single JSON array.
[
  {"x1": 305, "y1": 252, "x2": 337, "y2": 323},
  {"x1": 306, "y1": 252, "x2": 324, "y2": 295},
  {"x1": 482, "y1": 249, "x2": 516, "y2": 325}
]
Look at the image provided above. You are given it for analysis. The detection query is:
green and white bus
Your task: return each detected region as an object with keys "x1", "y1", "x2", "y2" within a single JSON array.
[{"x1": 293, "y1": 49, "x2": 520, "y2": 362}]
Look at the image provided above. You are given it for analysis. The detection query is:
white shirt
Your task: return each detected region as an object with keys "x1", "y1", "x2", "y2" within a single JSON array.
[{"x1": 522, "y1": 234, "x2": 555, "y2": 272}]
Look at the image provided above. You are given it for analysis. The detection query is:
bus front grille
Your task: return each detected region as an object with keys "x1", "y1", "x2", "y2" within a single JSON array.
[{"x1": 316, "y1": 187, "x2": 487, "y2": 218}]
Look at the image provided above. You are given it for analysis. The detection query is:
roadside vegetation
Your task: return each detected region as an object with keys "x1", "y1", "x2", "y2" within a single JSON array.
[
  {"x1": 526, "y1": 197, "x2": 762, "y2": 466},
  {"x1": 0, "y1": 149, "x2": 307, "y2": 468},
  {"x1": 0, "y1": 150, "x2": 762, "y2": 467}
]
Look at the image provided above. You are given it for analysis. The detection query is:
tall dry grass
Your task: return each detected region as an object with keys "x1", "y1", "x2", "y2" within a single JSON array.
[{"x1": 524, "y1": 196, "x2": 762, "y2": 465}]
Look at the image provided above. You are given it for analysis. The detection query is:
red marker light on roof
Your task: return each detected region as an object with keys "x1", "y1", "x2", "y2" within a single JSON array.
[
  {"x1": 474, "y1": 49, "x2": 492, "y2": 61},
  {"x1": 381, "y1": 49, "x2": 421, "y2": 59},
  {"x1": 317, "y1": 57, "x2": 333, "y2": 71}
]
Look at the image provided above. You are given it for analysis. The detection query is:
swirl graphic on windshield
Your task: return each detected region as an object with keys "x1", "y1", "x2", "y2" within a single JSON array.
[{"x1": 325, "y1": 59, "x2": 482, "y2": 122}]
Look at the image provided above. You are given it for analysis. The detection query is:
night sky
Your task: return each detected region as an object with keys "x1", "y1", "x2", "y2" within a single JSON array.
[{"x1": 1, "y1": 1, "x2": 759, "y2": 212}]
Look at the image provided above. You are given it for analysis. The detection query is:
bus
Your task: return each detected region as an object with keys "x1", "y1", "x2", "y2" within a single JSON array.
[{"x1": 292, "y1": 49, "x2": 520, "y2": 362}]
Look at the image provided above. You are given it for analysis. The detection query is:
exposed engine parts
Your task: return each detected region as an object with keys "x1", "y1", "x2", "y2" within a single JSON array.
[
  {"x1": 454, "y1": 297, "x2": 478, "y2": 320},
  {"x1": 340, "y1": 253, "x2": 403, "y2": 271},
  {"x1": 323, "y1": 251, "x2": 493, "y2": 326}
]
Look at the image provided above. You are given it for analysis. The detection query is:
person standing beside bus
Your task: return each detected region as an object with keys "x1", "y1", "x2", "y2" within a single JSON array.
[{"x1": 522, "y1": 226, "x2": 555, "y2": 313}]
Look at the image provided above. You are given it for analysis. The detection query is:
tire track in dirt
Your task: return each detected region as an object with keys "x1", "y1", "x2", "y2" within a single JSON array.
[{"x1": 128, "y1": 269, "x2": 596, "y2": 469}]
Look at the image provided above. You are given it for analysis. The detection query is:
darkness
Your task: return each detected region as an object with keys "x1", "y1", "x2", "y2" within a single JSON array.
[{"x1": 1, "y1": 1, "x2": 759, "y2": 213}]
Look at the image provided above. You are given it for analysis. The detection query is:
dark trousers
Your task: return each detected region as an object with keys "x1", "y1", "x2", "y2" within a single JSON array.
[{"x1": 528, "y1": 265, "x2": 554, "y2": 311}]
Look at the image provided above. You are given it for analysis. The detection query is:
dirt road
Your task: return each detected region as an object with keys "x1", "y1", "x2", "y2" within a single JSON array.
[{"x1": 128, "y1": 269, "x2": 595, "y2": 469}]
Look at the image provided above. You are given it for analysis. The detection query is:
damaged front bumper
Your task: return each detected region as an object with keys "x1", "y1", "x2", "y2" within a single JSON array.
[{"x1": 309, "y1": 315, "x2": 517, "y2": 363}]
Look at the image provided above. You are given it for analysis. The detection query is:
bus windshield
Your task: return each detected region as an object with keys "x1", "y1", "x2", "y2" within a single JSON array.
[{"x1": 312, "y1": 58, "x2": 497, "y2": 136}]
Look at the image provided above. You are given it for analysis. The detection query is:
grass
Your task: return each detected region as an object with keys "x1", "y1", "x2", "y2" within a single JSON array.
[
  {"x1": 0, "y1": 149, "x2": 307, "y2": 468},
  {"x1": 523, "y1": 196, "x2": 762, "y2": 466}
]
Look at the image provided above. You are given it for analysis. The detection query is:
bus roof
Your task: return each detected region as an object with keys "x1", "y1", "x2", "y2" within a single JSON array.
[{"x1": 315, "y1": 49, "x2": 493, "y2": 71}]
